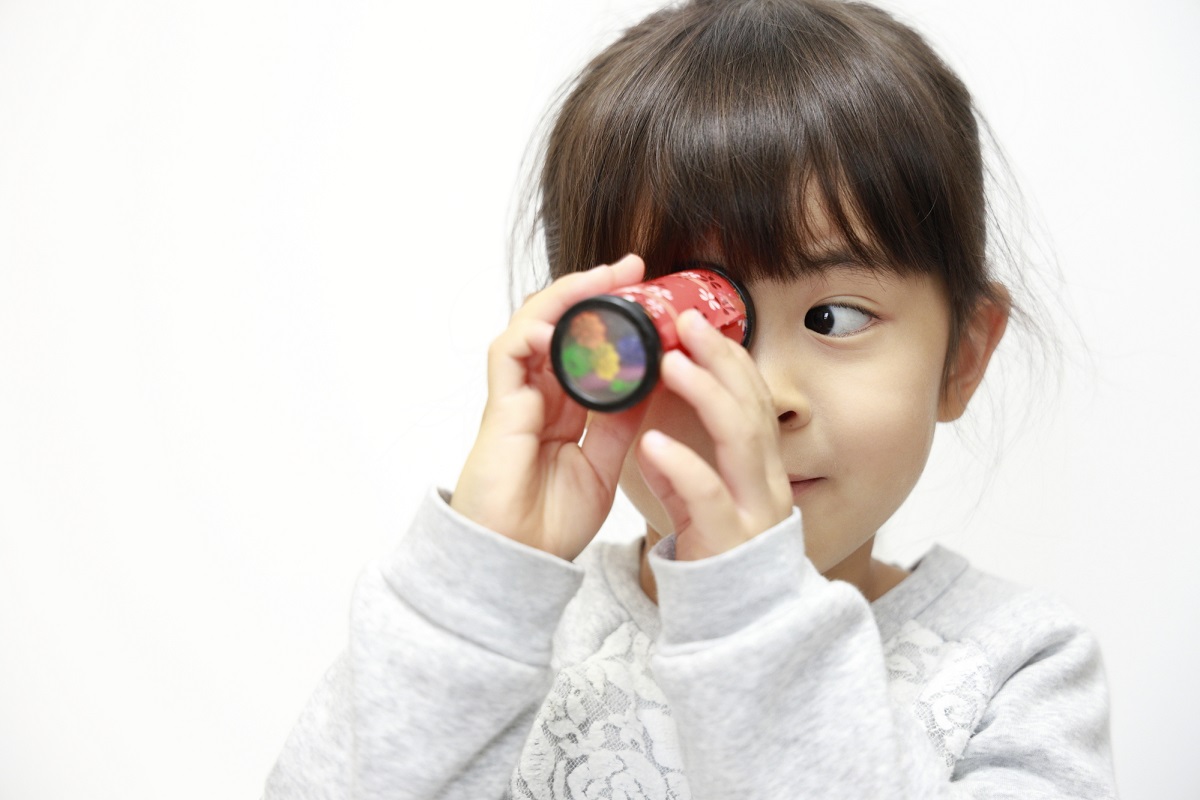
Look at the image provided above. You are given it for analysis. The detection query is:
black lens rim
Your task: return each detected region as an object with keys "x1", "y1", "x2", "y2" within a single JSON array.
[{"x1": 550, "y1": 294, "x2": 661, "y2": 412}]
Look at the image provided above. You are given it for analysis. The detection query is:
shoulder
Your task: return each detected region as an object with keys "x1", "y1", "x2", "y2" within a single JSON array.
[
  {"x1": 878, "y1": 550, "x2": 1114, "y2": 792},
  {"x1": 879, "y1": 546, "x2": 1104, "y2": 688}
]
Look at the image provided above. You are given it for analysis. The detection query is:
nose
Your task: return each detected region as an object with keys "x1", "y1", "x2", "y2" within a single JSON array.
[
  {"x1": 777, "y1": 406, "x2": 806, "y2": 428},
  {"x1": 772, "y1": 386, "x2": 811, "y2": 431},
  {"x1": 752, "y1": 349, "x2": 812, "y2": 432},
  {"x1": 745, "y1": 283, "x2": 811, "y2": 431}
]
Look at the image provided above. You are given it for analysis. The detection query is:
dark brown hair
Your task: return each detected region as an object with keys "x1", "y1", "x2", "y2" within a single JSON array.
[{"x1": 529, "y1": 0, "x2": 1010, "y2": 374}]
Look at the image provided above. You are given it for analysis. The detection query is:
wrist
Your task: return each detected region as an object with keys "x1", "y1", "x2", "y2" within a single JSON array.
[
  {"x1": 390, "y1": 488, "x2": 585, "y2": 661},
  {"x1": 650, "y1": 509, "x2": 809, "y2": 644}
]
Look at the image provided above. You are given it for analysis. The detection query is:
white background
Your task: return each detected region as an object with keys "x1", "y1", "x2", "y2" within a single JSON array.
[{"x1": 1, "y1": 1, "x2": 1196, "y2": 798}]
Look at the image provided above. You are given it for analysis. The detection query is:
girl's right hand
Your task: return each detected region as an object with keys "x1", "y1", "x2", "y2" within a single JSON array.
[{"x1": 450, "y1": 254, "x2": 650, "y2": 562}]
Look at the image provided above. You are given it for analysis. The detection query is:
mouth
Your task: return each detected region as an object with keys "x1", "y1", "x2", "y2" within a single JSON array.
[{"x1": 788, "y1": 476, "x2": 823, "y2": 500}]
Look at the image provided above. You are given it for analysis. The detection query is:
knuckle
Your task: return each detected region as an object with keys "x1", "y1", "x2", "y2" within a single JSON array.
[
  {"x1": 713, "y1": 334, "x2": 742, "y2": 363},
  {"x1": 721, "y1": 414, "x2": 753, "y2": 442},
  {"x1": 747, "y1": 371, "x2": 774, "y2": 404},
  {"x1": 520, "y1": 282, "x2": 551, "y2": 307},
  {"x1": 553, "y1": 268, "x2": 591, "y2": 293},
  {"x1": 727, "y1": 337, "x2": 756, "y2": 367},
  {"x1": 486, "y1": 333, "x2": 510, "y2": 361},
  {"x1": 694, "y1": 476, "x2": 726, "y2": 505},
  {"x1": 748, "y1": 422, "x2": 779, "y2": 454}
]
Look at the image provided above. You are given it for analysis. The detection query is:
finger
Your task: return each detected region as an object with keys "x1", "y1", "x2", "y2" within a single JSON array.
[
  {"x1": 516, "y1": 254, "x2": 645, "y2": 326},
  {"x1": 637, "y1": 429, "x2": 740, "y2": 558},
  {"x1": 485, "y1": 316, "x2": 556, "y2": 404},
  {"x1": 487, "y1": 253, "x2": 646, "y2": 409},
  {"x1": 658, "y1": 364, "x2": 787, "y2": 520},
  {"x1": 605, "y1": 252, "x2": 646, "y2": 287},
  {"x1": 659, "y1": 347, "x2": 783, "y2": 500},
  {"x1": 676, "y1": 309, "x2": 774, "y2": 416}
]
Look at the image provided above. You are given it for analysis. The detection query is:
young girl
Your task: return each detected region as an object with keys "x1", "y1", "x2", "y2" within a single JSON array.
[{"x1": 266, "y1": 1, "x2": 1115, "y2": 797}]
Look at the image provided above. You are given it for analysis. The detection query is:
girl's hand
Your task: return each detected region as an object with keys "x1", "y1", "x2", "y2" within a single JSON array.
[
  {"x1": 450, "y1": 254, "x2": 651, "y2": 562},
  {"x1": 635, "y1": 310, "x2": 794, "y2": 561}
]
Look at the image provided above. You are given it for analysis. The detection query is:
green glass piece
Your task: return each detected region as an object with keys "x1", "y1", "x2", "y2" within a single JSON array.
[{"x1": 561, "y1": 343, "x2": 594, "y2": 378}]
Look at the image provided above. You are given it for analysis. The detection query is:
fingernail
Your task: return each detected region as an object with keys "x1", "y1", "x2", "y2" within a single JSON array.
[
  {"x1": 642, "y1": 429, "x2": 668, "y2": 451},
  {"x1": 662, "y1": 349, "x2": 691, "y2": 370},
  {"x1": 683, "y1": 309, "x2": 708, "y2": 331}
]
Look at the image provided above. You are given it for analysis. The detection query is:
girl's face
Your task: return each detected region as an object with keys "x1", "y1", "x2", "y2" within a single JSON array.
[{"x1": 618, "y1": 234, "x2": 955, "y2": 574}]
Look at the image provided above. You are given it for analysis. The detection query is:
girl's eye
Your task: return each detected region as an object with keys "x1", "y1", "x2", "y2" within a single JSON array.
[{"x1": 804, "y1": 304, "x2": 874, "y2": 337}]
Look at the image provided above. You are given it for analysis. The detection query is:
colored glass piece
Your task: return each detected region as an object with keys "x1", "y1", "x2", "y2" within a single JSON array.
[
  {"x1": 593, "y1": 341, "x2": 620, "y2": 381},
  {"x1": 569, "y1": 310, "x2": 607, "y2": 348},
  {"x1": 560, "y1": 343, "x2": 594, "y2": 378},
  {"x1": 616, "y1": 334, "x2": 646, "y2": 368}
]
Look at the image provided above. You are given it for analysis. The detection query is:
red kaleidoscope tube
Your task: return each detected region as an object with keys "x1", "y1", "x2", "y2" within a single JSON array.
[{"x1": 550, "y1": 267, "x2": 755, "y2": 412}]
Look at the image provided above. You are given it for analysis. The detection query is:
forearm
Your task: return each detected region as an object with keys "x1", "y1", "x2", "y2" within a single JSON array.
[{"x1": 265, "y1": 489, "x2": 584, "y2": 800}]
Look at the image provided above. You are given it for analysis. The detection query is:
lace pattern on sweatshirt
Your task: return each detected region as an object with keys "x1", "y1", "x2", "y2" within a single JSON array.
[
  {"x1": 883, "y1": 619, "x2": 994, "y2": 775},
  {"x1": 507, "y1": 621, "x2": 690, "y2": 800},
  {"x1": 508, "y1": 618, "x2": 992, "y2": 796}
]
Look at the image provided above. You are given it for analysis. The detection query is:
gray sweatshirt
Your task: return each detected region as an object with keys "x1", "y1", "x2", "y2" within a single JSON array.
[{"x1": 265, "y1": 489, "x2": 1116, "y2": 799}]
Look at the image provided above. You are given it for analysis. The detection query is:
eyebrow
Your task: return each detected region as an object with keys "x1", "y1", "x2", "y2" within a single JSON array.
[
  {"x1": 807, "y1": 249, "x2": 881, "y2": 276},
  {"x1": 682, "y1": 249, "x2": 892, "y2": 283},
  {"x1": 810, "y1": 249, "x2": 857, "y2": 266}
]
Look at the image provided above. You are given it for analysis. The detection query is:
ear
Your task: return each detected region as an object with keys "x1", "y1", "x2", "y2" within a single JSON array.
[{"x1": 938, "y1": 284, "x2": 1010, "y2": 422}]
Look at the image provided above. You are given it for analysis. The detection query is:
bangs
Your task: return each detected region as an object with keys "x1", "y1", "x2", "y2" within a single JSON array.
[{"x1": 539, "y1": 0, "x2": 984, "y2": 293}]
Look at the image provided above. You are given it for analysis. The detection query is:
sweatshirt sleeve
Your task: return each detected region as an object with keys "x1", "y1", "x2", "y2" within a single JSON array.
[
  {"x1": 264, "y1": 488, "x2": 584, "y2": 800},
  {"x1": 647, "y1": 513, "x2": 1117, "y2": 800}
]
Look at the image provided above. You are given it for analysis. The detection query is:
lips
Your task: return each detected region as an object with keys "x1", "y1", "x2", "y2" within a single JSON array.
[{"x1": 788, "y1": 476, "x2": 823, "y2": 499}]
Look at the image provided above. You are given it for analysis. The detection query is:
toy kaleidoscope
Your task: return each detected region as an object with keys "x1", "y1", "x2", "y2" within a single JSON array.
[{"x1": 550, "y1": 267, "x2": 755, "y2": 412}]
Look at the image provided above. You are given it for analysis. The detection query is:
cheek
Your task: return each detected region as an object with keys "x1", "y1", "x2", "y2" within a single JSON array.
[
  {"x1": 834, "y1": 365, "x2": 942, "y2": 498},
  {"x1": 800, "y1": 362, "x2": 943, "y2": 574}
]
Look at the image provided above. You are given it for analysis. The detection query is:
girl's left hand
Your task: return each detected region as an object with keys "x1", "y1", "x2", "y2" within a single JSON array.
[{"x1": 634, "y1": 309, "x2": 794, "y2": 561}]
